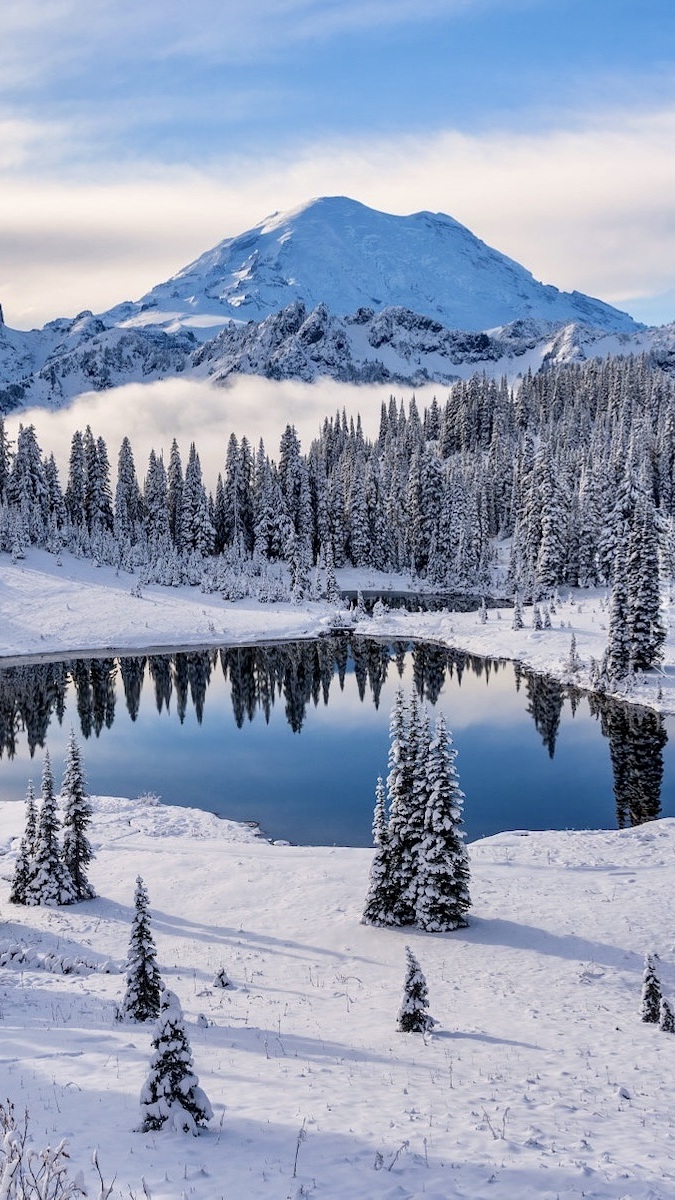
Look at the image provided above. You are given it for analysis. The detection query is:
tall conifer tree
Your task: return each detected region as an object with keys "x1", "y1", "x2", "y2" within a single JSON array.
[
  {"x1": 28, "y1": 751, "x2": 75, "y2": 907},
  {"x1": 61, "y1": 729, "x2": 96, "y2": 901},
  {"x1": 416, "y1": 713, "x2": 471, "y2": 931},
  {"x1": 121, "y1": 876, "x2": 162, "y2": 1021},
  {"x1": 9, "y1": 780, "x2": 38, "y2": 905}
]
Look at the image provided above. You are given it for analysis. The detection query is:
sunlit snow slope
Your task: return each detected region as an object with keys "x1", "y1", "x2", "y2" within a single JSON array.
[{"x1": 129, "y1": 196, "x2": 639, "y2": 333}]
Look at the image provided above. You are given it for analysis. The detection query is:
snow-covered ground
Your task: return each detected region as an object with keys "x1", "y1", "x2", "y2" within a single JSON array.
[
  {"x1": 2, "y1": 550, "x2": 675, "y2": 1196},
  {"x1": 1, "y1": 793, "x2": 674, "y2": 1199},
  {"x1": 0, "y1": 547, "x2": 671, "y2": 714}
]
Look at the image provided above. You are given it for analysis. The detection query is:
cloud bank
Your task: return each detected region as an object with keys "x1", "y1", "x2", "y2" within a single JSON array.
[{"x1": 5, "y1": 377, "x2": 430, "y2": 489}]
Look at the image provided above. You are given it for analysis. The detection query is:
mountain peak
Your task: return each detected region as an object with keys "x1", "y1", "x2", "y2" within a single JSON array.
[{"x1": 132, "y1": 196, "x2": 638, "y2": 335}]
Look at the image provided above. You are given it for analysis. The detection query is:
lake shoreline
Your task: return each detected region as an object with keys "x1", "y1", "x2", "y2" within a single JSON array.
[{"x1": 0, "y1": 546, "x2": 671, "y2": 716}]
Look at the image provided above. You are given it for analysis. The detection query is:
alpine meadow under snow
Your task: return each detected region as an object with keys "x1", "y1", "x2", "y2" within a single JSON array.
[
  {"x1": 2, "y1": 194, "x2": 675, "y2": 1199},
  {"x1": 1, "y1": 791, "x2": 675, "y2": 1199}
]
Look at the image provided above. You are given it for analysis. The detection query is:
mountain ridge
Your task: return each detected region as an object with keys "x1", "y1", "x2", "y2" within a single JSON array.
[{"x1": 3, "y1": 298, "x2": 672, "y2": 413}]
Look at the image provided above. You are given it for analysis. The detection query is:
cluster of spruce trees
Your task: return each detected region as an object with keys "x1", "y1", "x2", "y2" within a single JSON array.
[
  {"x1": 362, "y1": 689, "x2": 471, "y2": 931},
  {"x1": 0, "y1": 355, "x2": 673, "y2": 618},
  {"x1": 10, "y1": 731, "x2": 95, "y2": 906},
  {"x1": 12, "y1": 773, "x2": 212, "y2": 1138}
]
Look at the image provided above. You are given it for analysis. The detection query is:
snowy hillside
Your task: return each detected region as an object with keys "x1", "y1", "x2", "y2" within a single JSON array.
[
  {"x1": 124, "y1": 196, "x2": 640, "y2": 333},
  {"x1": 1, "y1": 790, "x2": 675, "y2": 1200}
]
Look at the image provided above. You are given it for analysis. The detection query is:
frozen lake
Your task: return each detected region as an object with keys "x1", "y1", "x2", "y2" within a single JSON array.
[{"x1": 0, "y1": 637, "x2": 672, "y2": 845}]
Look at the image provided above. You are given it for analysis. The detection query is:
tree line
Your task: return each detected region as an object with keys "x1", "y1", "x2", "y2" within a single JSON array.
[
  {"x1": 0, "y1": 353, "x2": 671, "y2": 680},
  {"x1": 0, "y1": 356, "x2": 672, "y2": 590}
]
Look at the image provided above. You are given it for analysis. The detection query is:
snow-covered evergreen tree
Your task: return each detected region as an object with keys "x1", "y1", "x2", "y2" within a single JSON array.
[
  {"x1": 27, "y1": 751, "x2": 76, "y2": 907},
  {"x1": 82, "y1": 426, "x2": 113, "y2": 532},
  {"x1": 94, "y1": 434, "x2": 114, "y2": 531},
  {"x1": 143, "y1": 449, "x2": 170, "y2": 545},
  {"x1": 167, "y1": 437, "x2": 184, "y2": 548},
  {"x1": 565, "y1": 633, "x2": 581, "y2": 674},
  {"x1": 606, "y1": 541, "x2": 631, "y2": 682},
  {"x1": 9, "y1": 780, "x2": 38, "y2": 905},
  {"x1": 386, "y1": 689, "x2": 419, "y2": 925},
  {"x1": 348, "y1": 464, "x2": 371, "y2": 567},
  {"x1": 181, "y1": 443, "x2": 213, "y2": 555},
  {"x1": 397, "y1": 946, "x2": 436, "y2": 1033},
  {"x1": 64, "y1": 430, "x2": 86, "y2": 528},
  {"x1": 139, "y1": 988, "x2": 213, "y2": 1133},
  {"x1": 627, "y1": 497, "x2": 665, "y2": 672},
  {"x1": 222, "y1": 432, "x2": 254, "y2": 553},
  {"x1": 278, "y1": 423, "x2": 304, "y2": 535},
  {"x1": 659, "y1": 996, "x2": 675, "y2": 1033},
  {"x1": 415, "y1": 713, "x2": 471, "y2": 932},
  {"x1": 640, "y1": 953, "x2": 662, "y2": 1024},
  {"x1": 120, "y1": 876, "x2": 162, "y2": 1021},
  {"x1": 9, "y1": 424, "x2": 49, "y2": 544},
  {"x1": 362, "y1": 777, "x2": 398, "y2": 927},
  {"x1": 44, "y1": 452, "x2": 67, "y2": 540},
  {"x1": 511, "y1": 591, "x2": 524, "y2": 630},
  {"x1": 61, "y1": 729, "x2": 96, "y2": 901},
  {"x1": 0, "y1": 415, "x2": 10, "y2": 504},
  {"x1": 403, "y1": 701, "x2": 432, "y2": 911},
  {"x1": 324, "y1": 539, "x2": 340, "y2": 604},
  {"x1": 372, "y1": 775, "x2": 387, "y2": 846},
  {"x1": 114, "y1": 436, "x2": 144, "y2": 543}
]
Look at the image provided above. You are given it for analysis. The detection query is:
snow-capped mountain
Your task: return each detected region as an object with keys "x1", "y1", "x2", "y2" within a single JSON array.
[
  {"x1": 119, "y1": 196, "x2": 639, "y2": 335},
  {"x1": 2, "y1": 195, "x2": 674, "y2": 412}
]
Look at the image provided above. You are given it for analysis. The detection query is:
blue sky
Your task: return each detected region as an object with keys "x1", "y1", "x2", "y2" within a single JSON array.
[{"x1": 2, "y1": 0, "x2": 675, "y2": 327}]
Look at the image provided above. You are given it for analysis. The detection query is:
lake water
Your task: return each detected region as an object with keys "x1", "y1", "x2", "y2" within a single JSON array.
[{"x1": 0, "y1": 637, "x2": 672, "y2": 846}]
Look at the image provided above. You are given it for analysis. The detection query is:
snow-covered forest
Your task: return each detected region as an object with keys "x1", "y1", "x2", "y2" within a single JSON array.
[
  {"x1": 1, "y1": 356, "x2": 671, "y2": 589},
  {"x1": 1, "y1": 354, "x2": 671, "y2": 682}
]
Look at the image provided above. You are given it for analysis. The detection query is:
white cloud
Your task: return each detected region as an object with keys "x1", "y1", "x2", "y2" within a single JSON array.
[
  {"x1": 2, "y1": 107, "x2": 675, "y2": 328},
  {"x1": 4, "y1": 377, "x2": 420, "y2": 488},
  {"x1": 0, "y1": 117, "x2": 68, "y2": 171}
]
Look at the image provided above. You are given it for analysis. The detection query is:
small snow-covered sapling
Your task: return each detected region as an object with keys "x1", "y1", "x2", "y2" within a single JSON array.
[
  {"x1": 659, "y1": 997, "x2": 675, "y2": 1033},
  {"x1": 213, "y1": 967, "x2": 233, "y2": 989},
  {"x1": 640, "y1": 953, "x2": 662, "y2": 1024},
  {"x1": 397, "y1": 946, "x2": 436, "y2": 1034},
  {"x1": 139, "y1": 988, "x2": 213, "y2": 1134}
]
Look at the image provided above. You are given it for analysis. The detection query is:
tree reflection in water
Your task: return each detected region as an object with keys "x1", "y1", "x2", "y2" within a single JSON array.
[
  {"x1": 522, "y1": 668, "x2": 667, "y2": 829},
  {"x1": 0, "y1": 639, "x2": 668, "y2": 831},
  {"x1": 588, "y1": 693, "x2": 667, "y2": 827}
]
